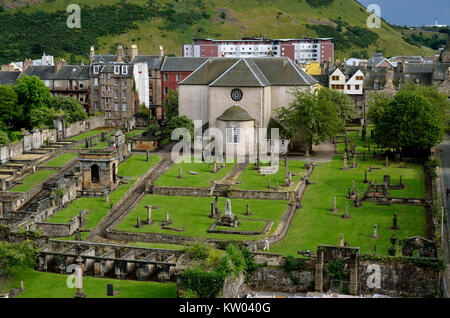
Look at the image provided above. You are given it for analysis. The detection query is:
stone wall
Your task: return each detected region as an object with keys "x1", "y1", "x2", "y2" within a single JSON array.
[
  {"x1": 246, "y1": 266, "x2": 315, "y2": 293},
  {"x1": 222, "y1": 273, "x2": 246, "y2": 298},
  {"x1": 150, "y1": 185, "x2": 212, "y2": 197},
  {"x1": 64, "y1": 116, "x2": 106, "y2": 139}
]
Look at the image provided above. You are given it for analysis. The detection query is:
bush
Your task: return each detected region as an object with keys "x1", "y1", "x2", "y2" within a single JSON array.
[
  {"x1": 284, "y1": 255, "x2": 307, "y2": 272},
  {"x1": 180, "y1": 266, "x2": 226, "y2": 298},
  {"x1": 0, "y1": 241, "x2": 37, "y2": 278},
  {"x1": 328, "y1": 259, "x2": 344, "y2": 281},
  {"x1": 0, "y1": 130, "x2": 9, "y2": 146},
  {"x1": 185, "y1": 239, "x2": 213, "y2": 260},
  {"x1": 306, "y1": 0, "x2": 334, "y2": 8}
]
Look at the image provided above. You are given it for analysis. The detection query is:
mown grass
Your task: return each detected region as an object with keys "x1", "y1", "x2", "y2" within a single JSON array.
[
  {"x1": 270, "y1": 156, "x2": 427, "y2": 256},
  {"x1": 42, "y1": 153, "x2": 77, "y2": 167},
  {"x1": 0, "y1": 268, "x2": 176, "y2": 298},
  {"x1": 115, "y1": 195, "x2": 288, "y2": 241},
  {"x1": 154, "y1": 161, "x2": 235, "y2": 188},
  {"x1": 9, "y1": 170, "x2": 56, "y2": 192},
  {"x1": 235, "y1": 160, "x2": 306, "y2": 191},
  {"x1": 68, "y1": 130, "x2": 107, "y2": 141}
]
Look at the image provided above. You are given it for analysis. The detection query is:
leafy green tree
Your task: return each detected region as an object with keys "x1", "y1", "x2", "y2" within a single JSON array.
[
  {"x1": 374, "y1": 91, "x2": 444, "y2": 152},
  {"x1": 15, "y1": 75, "x2": 52, "y2": 129},
  {"x1": 277, "y1": 88, "x2": 343, "y2": 151},
  {"x1": 318, "y1": 87, "x2": 356, "y2": 122},
  {"x1": 367, "y1": 92, "x2": 393, "y2": 125},
  {"x1": 0, "y1": 130, "x2": 9, "y2": 146},
  {"x1": 0, "y1": 241, "x2": 37, "y2": 278},
  {"x1": 51, "y1": 96, "x2": 87, "y2": 124},
  {"x1": 0, "y1": 84, "x2": 21, "y2": 130},
  {"x1": 164, "y1": 89, "x2": 179, "y2": 121},
  {"x1": 30, "y1": 106, "x2": 57, "y2": 129},
  {"x1": 166, "y1": 115, "x2": 194, "y2": 139}
]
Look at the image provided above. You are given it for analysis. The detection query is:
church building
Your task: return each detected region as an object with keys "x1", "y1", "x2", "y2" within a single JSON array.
[{"x1": 178, "y1": 57, "x2": 318, "y2": 157}]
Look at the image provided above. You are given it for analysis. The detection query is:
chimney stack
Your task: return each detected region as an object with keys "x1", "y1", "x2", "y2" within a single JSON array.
[
  {"x1": 159, "y1": 45, "x2": 164, "y2": 57},
  {"x1": 23, "y1": 59, "x2": 33, "y2": 72},
  {"x1": 89, "y1": 46, "x2": 95, "y2": 61},
  {"x1": 117, "y1": 44, "x2": 124, "y2": 62},
  {"x1": 130, "y1": 44, "x2": 138, "y2": 62},
  {"x1": 55, "y1": 59, "x2": 67, "y2": 73}
]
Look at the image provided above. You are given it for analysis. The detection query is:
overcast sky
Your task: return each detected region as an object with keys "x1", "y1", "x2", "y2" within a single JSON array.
[{"x1": 357, "y1": 0, "x2": 450, "y2": 27}]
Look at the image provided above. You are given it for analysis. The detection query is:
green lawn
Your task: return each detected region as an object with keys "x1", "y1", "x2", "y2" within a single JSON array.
[
  {"x1": 68, "y1": 130, "x2": 107, "y2": 141},
  {"x1": 235, "y1": 160, "x2": 306, "y2": 191},
  {"x1": 74, "y1": 141, "x2": 109, "y2": 150},
  {"x1": 43, "y1": 153, "x2": 77, "y2": 167},
  {"x1": 270, "y1": 156, "x2": 427, "y2": 256},
  {"x1": 336, "y1": 125, "x2": 375, "y2": 155},
  {"x1": 131, "y1": 242, "x2": 186, "y2": 250},
  {"x1": 45, "y1": 155, "x2": 162, "y2": 230},
  {"x1": 9, "y1": 170, "x2": 56, "y2": 192},
  {"x1": 125, "y1": 129, "x2": 145, "y2": 139},
  {"x1": 0, "y1": 268, "x2": 177, "y2": 298},
  {"x1": 114, "y1": 195, "x2": 288, "y2": 241},
  {"x1": 154, "y1": 161, "x2": 235, "y2": 188}
]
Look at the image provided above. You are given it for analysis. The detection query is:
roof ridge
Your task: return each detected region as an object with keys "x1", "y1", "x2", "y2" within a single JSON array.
[
  {"x1": 209, "y1": 59, "x2": 245, "y2": 86},
  {"x1": 243, "y1": 59, "x2": 265, "y2": 87}
]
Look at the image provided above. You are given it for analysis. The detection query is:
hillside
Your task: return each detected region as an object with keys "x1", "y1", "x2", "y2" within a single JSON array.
[{"x1": 0, "y1": 0, "x2": 438, "y2": 64}]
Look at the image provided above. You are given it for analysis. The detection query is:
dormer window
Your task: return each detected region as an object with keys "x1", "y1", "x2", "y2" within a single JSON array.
[
  {"x1": 122, "y1": 65, "x2": 128, "y2": 74},
  {"x1": 114, "y1": 65, "x2": 120, "y2": 75},
  {"x1": 93, "y1": 65, "x2": 100, "y2": 74}
]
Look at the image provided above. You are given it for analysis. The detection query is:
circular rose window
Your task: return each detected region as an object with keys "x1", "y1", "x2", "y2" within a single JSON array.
[{"x1": 230, "y1": 88, "x2": 243, "y2": 102}]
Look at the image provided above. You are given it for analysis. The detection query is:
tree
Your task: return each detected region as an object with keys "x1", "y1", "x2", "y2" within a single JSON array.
[
  {"x1": 15, "y1": 75, "x2": 52, "y2": 129},
  {"x1": 164, "y1": 89, "x2": 179, "y2": 121},
  {"x1": 277, "y1": 88, "x2": 342, "y2": 151},
  {"x1": 0, "y1": 241, "x2": 37, "y2": 279},
  {"x1": 367, "y1": 92, "x2": 393, "y2": 125},
  {"x1": 374, "y1": 91, "x2": 444, "y2": 153},
  {"x1": 166, "y1": 115, "x2": 195, "y2": 140},
  {"x1": 51, "y1": 96, "x2": 88, "y2": 124},
  {"x1": 30, "y1": 106, "x2": 57, "y2": 129},
  {"x1": 0, "y1": 130, "x2": 9, "y2": 146},
  {"x1": 318, "y1": 88, "x2": 356, "y2": 122},
  {"x1": 0, "y1": 84, "x2": 21, "y2": 130}
]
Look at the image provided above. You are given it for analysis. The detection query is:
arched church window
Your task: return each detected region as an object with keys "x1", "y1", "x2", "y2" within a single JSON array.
[
  {"x1": 226, "y1": 122, "x2": 240, "y2": 144},
  {"x1": 91, "y1": 164, "x2": 100, "y2": 183},
  {"x1": 230, "y1": 88, "x2": 243, "y2": 102}
]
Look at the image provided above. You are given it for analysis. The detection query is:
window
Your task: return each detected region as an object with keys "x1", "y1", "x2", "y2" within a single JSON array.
[
  {"x1": 114, "y1": 78, "x2": 118, "y2": 86},
  {"x1": 226, "y1": 124, "x2": 240, "y2": 144},
  {"x1": 114, "y1": 90, "x2": 119, "y2": 99},
  {"x1": 149, "y1": 96, "x2": 153, "y2": 104},
  {"x1": 122, "y1": 78, "x2": 127, "y2": 86},
  {"x1": 114, "y1": 65, "x2": 120, "y2": 74},
  {"x1": 122, "y1": 89, "x2": 127, "y2": 100},
  {"x1": 149, "y1": 71, "x2": 152, "y2": 77},
  {"x1": 176, "y1": 74, "x2": 181, "y2": 81},
  {"x1": 107, "y1": 73, "x2": 111, "y2": 80},
  {"x1": 114, "y1": 103, "x2": 119, "y2": 111},
  {"x1": 93, "y1": 90, "x2": 99, "y2": 98},
  {"x1": 356, "y1": 76, "x2": 363, "y2": 80},
  {"x1": 93, "y1": 65, "x2": 100, "y2": 74},
  {"x1": 94, "y1": 102, "x2": 99, "y2": 110},
  {"x1": 121, "y1": 65, "x2": 128, "y2": 74},
  {"x1": 164, "y1": 74, "x2": 169, "y2": 81},
  {"x1": 347, "y1": 85, "x2": 351, "y2": 90},
  {"x1": 94, "y1": 78, "x2": 98, "y2": 86},
  {"x1": 164, "y1": 87, "x2": 169, "y2": 94},
  {"x1": 332, "y1": 76, "x2": 339, "y2": 81},
  {"x1": 91, "y1": 164, "x2": 99, "y2": 183},
  {"x1": 355, "y1": 85, "x2": 360, "y2": 90},
  {"x1": 122, "y1": 103, "x2": 127, "y2": 112},
  {"x1": 44, "y1": 80, "x2": 51, "y2": 87}
]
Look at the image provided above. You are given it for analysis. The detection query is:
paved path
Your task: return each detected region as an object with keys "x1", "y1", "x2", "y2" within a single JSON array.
[{"x1": 288, "y1": 141, "x2": 336, "y2": 163}]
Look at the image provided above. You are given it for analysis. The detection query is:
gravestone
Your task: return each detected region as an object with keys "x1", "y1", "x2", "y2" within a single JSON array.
[
  {"x1": 101, "y1": 132, "x2": 107, "y2": 142},
  {"x1": 217, "y1": 199, "x2": 239, "y2": 227},
  {"x1": 385, "y1": 156, "x2": 389, "y2": 167},
  {"x1": 136, "y1": 216, "x2": 141, "y2": 228},
  {"x1": 214, "y1": 195, "x2": 219, "y2": 216},
  {"x1": 245, "y1": 204, "x2": 252, "y2": 216},
  {"x1": 107, "y1": 284, "x2": 114, "y2": 297},
  {"x1": 178, "y1": 167, "x2": 183, "y2": 179},
  {"x1": 267, "y1": 179, "x2": 271, "y2": 189},
  {"x1": 352, "y1": 180, "x2": 355, "y2": 195},
  {"x1": 372, "y1": 224, "x2": 378, "y2": 238},
  {"x1": 383, "y1": 175, "x2": 391, "y2": 187},
  {"x1": 74, "y1": 256, "x2": 87, "y2": 298},
  {"x1": 363, "y1": 171, "x2": 368, "y2": 184},
  {"x1": 146, "y1": 150, "x2": 149, "y2": 162},
  {"x1": 390, "y1": 213, "x2": 399, "y2": 230},
  {"x1": 330, "y1": 196, "x2": 338, "y2": 213},
  {"x1": 342, "y1": 153, "x2": 349, "y2": 170},
  {"x1": 354, "y1": 189, "x2": 361, "y2": 208},
  {"x1": 342, "y1": 202, "x2": 351, "y2": 219},
  {"x1": 210, "y1": 202, "x2": 215, "y2": 218},
  {"x1": 339, "y1": 233, "x2": 344, "y2": 247},
  {"x1": 352, "y1": 155, "x2": 357, "y2": 168}
]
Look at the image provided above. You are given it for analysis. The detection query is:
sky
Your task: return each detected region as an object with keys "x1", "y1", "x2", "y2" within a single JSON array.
[{"x1": 357, "y1": 0, "x2": 450, "y2": 27}]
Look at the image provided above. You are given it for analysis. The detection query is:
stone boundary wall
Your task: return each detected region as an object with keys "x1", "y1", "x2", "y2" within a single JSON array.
[
  {"x1": 0, "y1": 116, "x2": 104, "y2": 165},
  {"x1": 150, "y1": 185, "x2": 211, "y2": 197},
  {"x1": 228, "y1": 190, "x2": 290, "y2": 200}
]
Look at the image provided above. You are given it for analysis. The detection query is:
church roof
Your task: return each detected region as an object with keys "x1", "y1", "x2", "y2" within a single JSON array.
[
  {"x1": 181, "y1": 57, "x2": 317, "y2": 87},
  {"x1": 217, "y1": 105, "x2": 254, "y2": 121}
]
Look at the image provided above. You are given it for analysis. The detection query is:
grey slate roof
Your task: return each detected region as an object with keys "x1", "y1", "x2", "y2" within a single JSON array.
[
  {"x1": 404, "y1": 63, "x2": 433, "y2": 73},
  {"x1": 91, "y1": 54, "x2": 130, "y2": 64},
  {"x1": 132, "y1": 55, "x2": 165, "y2": 69},
  {"x1": 161, "y1": 57, "x2": 209, "y2": 72},
  {"x1": 182, "y1": 57, "x2": 317, "y2": 87},
  {"x1": 217, "y1": 105, "x2": 254, "y2": 121},
  {"x1": 367, "y1": 53, "x2": 387, "y2": 68},
  {"x1": 23, "y1": 65, "x2": 90, "y2": 80},
  {"x1": 0, "y1": 71, "x2": 20, "y2": 85}
]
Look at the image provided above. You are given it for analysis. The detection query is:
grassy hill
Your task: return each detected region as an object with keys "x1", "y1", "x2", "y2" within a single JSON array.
[{"x1": 0, "y1": 0, "x2": 439, "y2": 64}]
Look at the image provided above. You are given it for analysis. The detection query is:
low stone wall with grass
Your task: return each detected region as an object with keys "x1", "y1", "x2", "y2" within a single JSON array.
[
  {"x1": 35, "y1": 210, "x2": 88, "y2": 237},
  {"x1": 64, "y1": 116, "x2": 106, "y2": 139},
  {"x1": 149, "y1": 185, "x2": 212, "y2": 197},
  {"x1": 228, "y1": 190, "x2": 290, "y2": 200}
]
